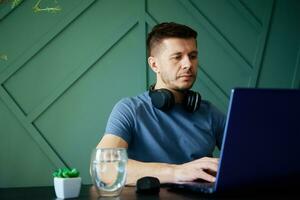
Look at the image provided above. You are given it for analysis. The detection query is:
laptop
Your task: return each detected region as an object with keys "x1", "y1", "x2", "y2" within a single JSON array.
[{"x1": 167, "y1": 88, "x2": 300, "y2": 194}]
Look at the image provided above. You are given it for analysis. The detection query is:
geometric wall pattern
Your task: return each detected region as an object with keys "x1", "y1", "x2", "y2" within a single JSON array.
[{"x1": 0, "y1": 0, "x2": 299, "y2": 187}]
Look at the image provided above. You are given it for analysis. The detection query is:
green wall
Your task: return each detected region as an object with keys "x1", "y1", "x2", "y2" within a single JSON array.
[{"x1": 0, "y1": 0, "x2": 299, "y2": 187}]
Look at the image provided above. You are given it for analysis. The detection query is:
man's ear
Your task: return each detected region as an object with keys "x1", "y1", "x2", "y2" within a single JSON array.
[{"x1": 148, "y1": 56, "x2": 159, "y2": 73}]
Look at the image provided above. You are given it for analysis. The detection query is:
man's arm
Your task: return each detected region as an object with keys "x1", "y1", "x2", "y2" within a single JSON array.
[{"x1": 98, "y1": 134, "x2": 219, "y2": 186}]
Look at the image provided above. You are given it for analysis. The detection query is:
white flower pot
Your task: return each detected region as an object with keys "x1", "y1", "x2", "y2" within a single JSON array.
[{"x1": 54, "y1": 177, "x2": 81, "y2": 199}]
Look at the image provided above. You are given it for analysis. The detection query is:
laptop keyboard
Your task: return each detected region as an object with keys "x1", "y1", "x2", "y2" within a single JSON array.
[
  {"x1": 188, "y1": 181, "x2": 215, "y2": 193},
  {"x1": 165, "y1": 181, "x2": 215, "y2": 194}
]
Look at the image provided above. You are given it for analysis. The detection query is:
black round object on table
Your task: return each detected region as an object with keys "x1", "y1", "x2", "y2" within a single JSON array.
[{"x1": 136, "y1": 176, "x2": 160, "y2": 194}]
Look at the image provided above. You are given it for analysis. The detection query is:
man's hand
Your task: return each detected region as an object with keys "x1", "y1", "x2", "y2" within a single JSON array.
[{"x1": 172, "y1": 157, "x2": 219, "y2": 183}]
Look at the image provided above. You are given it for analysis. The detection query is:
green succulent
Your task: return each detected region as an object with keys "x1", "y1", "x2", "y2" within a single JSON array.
[{"x1": 53, "y1": 168, "x2": 80, "y2": 178}]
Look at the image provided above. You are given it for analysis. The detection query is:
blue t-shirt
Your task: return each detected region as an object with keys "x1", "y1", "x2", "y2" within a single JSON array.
[{"x1": 105, "y1": 91, "x2": 226, "y2": 164}]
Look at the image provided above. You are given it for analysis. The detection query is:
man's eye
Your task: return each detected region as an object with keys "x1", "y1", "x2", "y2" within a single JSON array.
[
  {"x1": 189, "y1": 55, "x2": 197, "y2": 60},
  {"x1": 173, "y1": 56, "x2": 181, "y2": 60}
]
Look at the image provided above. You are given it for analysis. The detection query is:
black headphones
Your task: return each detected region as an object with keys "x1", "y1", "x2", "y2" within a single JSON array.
[{"x1": 149, "y1": 84, "x2": 201, "y2": 112}]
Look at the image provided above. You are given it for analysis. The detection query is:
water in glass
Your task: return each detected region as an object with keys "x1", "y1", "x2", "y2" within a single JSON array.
[{"x1": 90, "y1": 148, "x2": 127, "y2": 197}]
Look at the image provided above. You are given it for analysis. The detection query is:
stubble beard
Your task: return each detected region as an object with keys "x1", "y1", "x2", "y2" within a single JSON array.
[{"x1": 160, "y1": 74, "x2": 196, "y2": 92}]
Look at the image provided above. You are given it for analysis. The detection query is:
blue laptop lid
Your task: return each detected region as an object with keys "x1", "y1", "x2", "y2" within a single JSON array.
[{"x1": 215, "y1": 88, "x2": 300, "y2": 192}]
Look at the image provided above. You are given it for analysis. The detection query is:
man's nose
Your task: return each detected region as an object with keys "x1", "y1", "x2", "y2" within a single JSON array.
[{"x1": 182, "y1": 56, "x2": 192, "y2": 70}]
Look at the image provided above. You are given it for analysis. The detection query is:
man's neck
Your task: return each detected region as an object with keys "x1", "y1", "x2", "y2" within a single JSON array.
[
  {"x1": 154, "y1": 84, "x2": 185, "y2": 104},
  {"x1": 172, "y1": 90, "x2": 185, "y2": 104}
]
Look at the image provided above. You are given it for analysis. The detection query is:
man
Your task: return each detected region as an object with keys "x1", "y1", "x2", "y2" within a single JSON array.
[{"x1": 98, "y1": 22, "x2": 226, "y2": 185}]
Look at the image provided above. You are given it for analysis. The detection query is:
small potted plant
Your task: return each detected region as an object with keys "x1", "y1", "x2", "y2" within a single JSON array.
[{"x1": 53, "y1": 168, "x2": 81, "y2": 199}]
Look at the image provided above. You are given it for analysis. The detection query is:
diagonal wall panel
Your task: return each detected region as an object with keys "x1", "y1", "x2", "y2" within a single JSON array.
[
  {"x1": 241, "y1": 0, "x2": 269, "y2": 23},
  {"x1": 189, "y1": 0, "x2": 259, "y2": 66},
  {"x1": 34, "y1": 24, "x2": 144, "y2": 183},
  {"x1": 229, "y1": 0, "x2": 262, "y2": 32},
  {"x1": 0, "y1": 98, "x2": 56, "y2": 188},
  {"x1": 0, "y1": 0, "x2": 95, "y2": 81}
]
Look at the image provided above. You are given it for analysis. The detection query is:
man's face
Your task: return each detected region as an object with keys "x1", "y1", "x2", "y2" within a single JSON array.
[{"x1": 150, "y1": 38, "x2": 198, "y2": 91}]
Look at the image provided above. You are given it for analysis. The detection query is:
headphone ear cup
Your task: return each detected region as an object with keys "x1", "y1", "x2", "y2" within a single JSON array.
[
  {"x1": 184, "y1": 91, "x2": 201, "y2": 112},
  {"x1": 149, "y1": 89, "x2": 175, "y2": 111}
]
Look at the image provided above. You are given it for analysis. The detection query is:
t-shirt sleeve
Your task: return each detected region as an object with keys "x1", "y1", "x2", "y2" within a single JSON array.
[
  {"x1": 211, "y1": 104, "x2": 226, "y2": 150},
  {"x1": 105, "y1": 98, "x2": 135, "y2": 144}
]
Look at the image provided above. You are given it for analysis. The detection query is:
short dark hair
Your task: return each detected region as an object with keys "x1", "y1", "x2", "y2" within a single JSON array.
[{"x1": 146, "y1": 22, "x2": 197, "y2": 56}]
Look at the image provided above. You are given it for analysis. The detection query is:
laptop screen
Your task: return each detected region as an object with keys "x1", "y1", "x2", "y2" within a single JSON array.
[{"x1": 216, "y1": 88, "x2": 300, "y2": 192}]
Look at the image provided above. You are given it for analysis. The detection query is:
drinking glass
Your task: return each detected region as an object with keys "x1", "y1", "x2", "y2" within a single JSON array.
[{"x1": 90, "y1": 148, "x2": 128, "y2": 197}]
